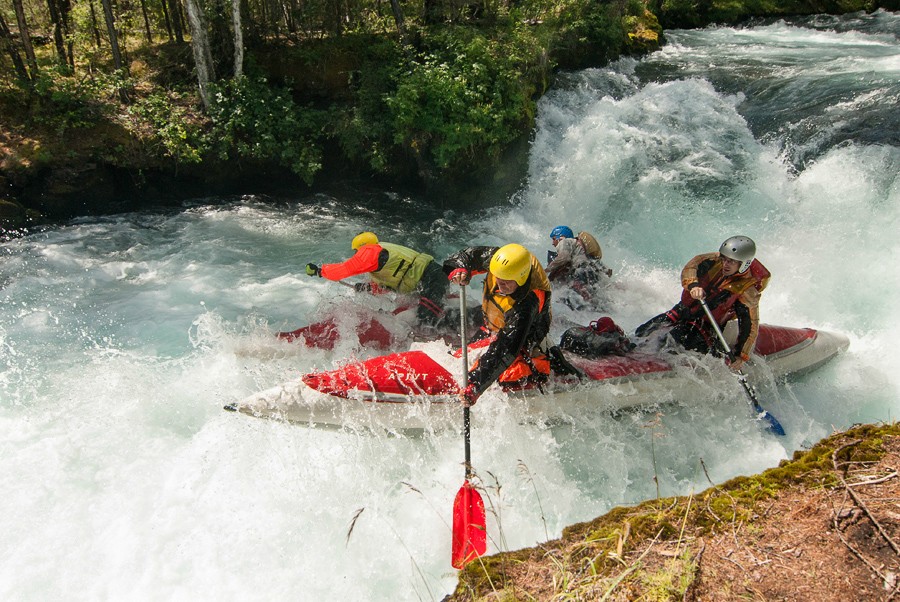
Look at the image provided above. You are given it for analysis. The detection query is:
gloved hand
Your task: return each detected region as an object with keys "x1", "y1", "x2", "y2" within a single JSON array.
[
  {"x1": 460, "y1": 383, "x2": 479, "y2": 407},
  {"x1": 353, "y1": 282, "x2": 371, "y2": 293},
  {"x1": 448, "y1": 268, "x2": 470, "y2": 285},
  {"x1": 305, "y1": 263, "x2": 321, "y2": 277}
]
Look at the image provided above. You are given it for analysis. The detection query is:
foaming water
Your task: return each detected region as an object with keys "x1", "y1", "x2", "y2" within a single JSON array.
[{"x1": 2, "y1": 12, "x2": 899, "y2": 600}]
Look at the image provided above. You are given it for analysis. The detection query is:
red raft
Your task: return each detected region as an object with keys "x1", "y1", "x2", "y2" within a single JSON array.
[{"x1": 228, "y1": 322, "x2": 849, "y2": 430}]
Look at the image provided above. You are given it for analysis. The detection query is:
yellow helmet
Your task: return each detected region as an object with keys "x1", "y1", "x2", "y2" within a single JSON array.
[
  {"x1": 351, "y1": 231, "x2": 378, "y2": 250},
  {"x1": 490, "y1": 244, "x2": 532, "y2": 286}
]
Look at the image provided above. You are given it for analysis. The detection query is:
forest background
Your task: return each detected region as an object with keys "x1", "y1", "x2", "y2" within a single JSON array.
[{"x1": 0, "y1": 0, "x2": 896, "y2": 230}]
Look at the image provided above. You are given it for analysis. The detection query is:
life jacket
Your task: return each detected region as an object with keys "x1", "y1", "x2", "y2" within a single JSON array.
[
  {"x1": 369, "y1": 242, "x2": 434, "y2": 294},
  {"x1": 576, "y1": 231, "x2": 602, "y2": 259},
  {"x1": 680, "y1": 257, "x2": 770, "y2": 325},
  {"x1": 481, "y1": 255, "x2": 551, "y2": 333},
  {"x1": 498, "y1": 354, "x2": 551, "y2": 387},
  {"x1": 479, "y1": 256, "x2": 552, "y2": 387}
]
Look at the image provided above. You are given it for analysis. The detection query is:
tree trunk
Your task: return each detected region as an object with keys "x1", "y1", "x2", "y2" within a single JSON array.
[
  {"x1": 57, "y1": 0, "x2": 75, "y2": 70},
  {"x1": 183, "y1": 0, "x2": 215, "y2": 109},
  {"x1": 232, "y1": 0, "x2": 243, "y2": 78},
  {"x1": 389, "y1": 0, "x2": 405, "y2": 40},
  {"x1": 12, "y1": 0, "x2": 38, "y2": 79},
  {"x1": 168, "y1": 0, "x2": 185, "y2": 44},
  {"x1": 161, "y1": 0, "x2": 174, "y2": 42},
  {"x1": 88, "y1": 0, "x2": 103, "y2": 48},
  {"x1": 99, "y1": 0, "x2": 130, "y2": 102},
  {"x1": 140, "y1": 0, "x2": 153, "y2": 43},
  {"x1": 324, "y1": 0, "x2": 343, "y2": 36},
  {"x1": 46, "y1": 0, "x2": 71, "y2": 70},
  {"x1": 281, "y1": 0, "x2": 295, "y2": 35},
  {"x1": 0, "y1": 11, "x2": 30, "y2": 83}
]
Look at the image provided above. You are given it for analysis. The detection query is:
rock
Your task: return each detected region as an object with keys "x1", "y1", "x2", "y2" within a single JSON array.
[{"x1": 0, "y1": 198, "x2": 27, "y2": 230}]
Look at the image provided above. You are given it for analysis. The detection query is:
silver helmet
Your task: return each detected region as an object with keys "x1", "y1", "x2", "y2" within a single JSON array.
[{"x1": 719, "y1": 236, "x2": 756, "y2": 273}]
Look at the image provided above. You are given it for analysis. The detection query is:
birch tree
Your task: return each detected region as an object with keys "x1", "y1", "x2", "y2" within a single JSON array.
[
  {"x1": 100, "y1": 0, "x2": 130, "y2": 102},
  {"x1": 184, "y1": 0, "x2": 215, "y2": 109},
  {"x1": 232, "y1": 0, "x2": 243, "y2": 78}
]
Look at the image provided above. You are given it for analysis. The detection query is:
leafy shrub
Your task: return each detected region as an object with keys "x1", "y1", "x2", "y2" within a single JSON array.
[
  {"x1": 129, "y1": 92, "x2": 205, "y2": 164},
  {"x1": 206, "y1": 76, "x2": 325, "y2": 184},
  {"x1": 383, "y1": 25, "x2": 543, "y2": 173},
  {"x1": 29, "y1": 72, "x2": 112, "y2": 134},
  {"x1": 553, "y1": 0, "x2": 627, "y2": 68}
]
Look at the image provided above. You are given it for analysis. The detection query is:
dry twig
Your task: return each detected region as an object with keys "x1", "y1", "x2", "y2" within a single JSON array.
[{"x1": 832, "y1": 440, "x2": 900, "y2": 557}]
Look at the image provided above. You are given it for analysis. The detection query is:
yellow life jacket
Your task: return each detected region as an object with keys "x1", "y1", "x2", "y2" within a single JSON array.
[
  {"x1": 481, "y1": 255, "x2": 551, "y2": 332},
  {"x1": 577, "y1": 231, "x2": 602, "y2": 259},
  {"x1": 370, "y1": 242, "x2": 434, "y2": 294}
]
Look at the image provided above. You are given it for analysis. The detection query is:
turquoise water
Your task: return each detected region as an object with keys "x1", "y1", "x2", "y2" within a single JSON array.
[{"x1": 1, "y1": 12, "x2": 898, "y2": 600}]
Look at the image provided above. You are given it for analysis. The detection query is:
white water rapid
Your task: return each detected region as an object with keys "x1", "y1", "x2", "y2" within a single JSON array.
[{"x1": 2, "y1": 11, "x2": 898, "y2": 601}]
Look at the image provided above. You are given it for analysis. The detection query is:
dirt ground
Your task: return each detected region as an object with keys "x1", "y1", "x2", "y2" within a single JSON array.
[{"x1": 689, "y1": 435, "x2": 900, "y2": 601}]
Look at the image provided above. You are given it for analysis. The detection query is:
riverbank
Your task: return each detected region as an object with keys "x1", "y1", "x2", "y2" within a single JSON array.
[{"x1": 448, "y1": 422, "x2": 900, "y2": 600}]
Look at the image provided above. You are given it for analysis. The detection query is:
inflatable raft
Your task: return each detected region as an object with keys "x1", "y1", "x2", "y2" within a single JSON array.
[{"x1": 226, "y1": 322, "x2": 849, "y2": 431}]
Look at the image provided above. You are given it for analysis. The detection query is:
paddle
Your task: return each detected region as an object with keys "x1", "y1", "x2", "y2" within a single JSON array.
[
  {"x1": 451, "y1": 283, "x2": 487, "y2": 569},
  {"x1": 699, "y1": 299, "x2": 786, "y2": 436}
]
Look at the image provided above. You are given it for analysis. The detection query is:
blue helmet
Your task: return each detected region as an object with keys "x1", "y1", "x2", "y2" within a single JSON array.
[{"x1": 550, "y1": 226, "x2": 574, "y2": 240}]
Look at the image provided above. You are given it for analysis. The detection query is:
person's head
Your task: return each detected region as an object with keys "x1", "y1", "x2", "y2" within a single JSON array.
[
  {"x1": 719, "y1": 236, "x2": 756, "y2": 275},
  {"x1": 351, "y1": 231, "x2": 378, "y2": 250},
  {"x1": 490, "y1": 243, "x2": 532, "y2": 295},
  {"x1": 549, "y1": 226, "x2": 574, "y2": 247}
]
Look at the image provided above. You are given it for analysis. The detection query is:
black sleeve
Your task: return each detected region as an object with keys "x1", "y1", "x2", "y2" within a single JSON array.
[
  {"x1": 376, "y1": 248, "x2": 390, "y2": 271},
  {"x1": 442, "y1": 246, "x2": 499, "y2": 277},
  {"x1": 467, "y1": 292, "x2": 540, "y2": 397},
  {"x1": 733, "y1": 301, "x2": 752, "y2": 357}
]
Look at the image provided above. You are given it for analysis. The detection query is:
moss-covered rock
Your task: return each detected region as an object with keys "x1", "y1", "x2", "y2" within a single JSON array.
[{"x1": 624, "y1": 9, "x2": 665, "y2": 54}]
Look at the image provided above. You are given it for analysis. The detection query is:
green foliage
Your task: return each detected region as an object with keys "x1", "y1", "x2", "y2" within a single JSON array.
[
  {"x1": 206, "y1": 76, "x2": 325, "y2": 184},
  {"x1": 330, "y1": 36, "x2": 405, "y2": 173},
  {"x1": 129, "y1": 92, "x2": 205, "y2": 164},
  {"x1": 553, "y1": 0, "x2": 627, "y2": 67},
  {"x1": 330, "y1": 22, "x2": 549, "y2": 179},
  {"x1": 28, "y1": 72, "x2": 112, "y2": 134},
  {"x1": 382, "y1": 25, "x2": 543, "y2": 172}
]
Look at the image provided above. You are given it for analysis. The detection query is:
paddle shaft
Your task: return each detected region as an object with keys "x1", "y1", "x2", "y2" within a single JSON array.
[
  {"x1": 698, "y1": 299, "x2": 737, "y2": 358},
  {"x1": 698, "y1": 299, "x2": 785, "y2": 435},
  {"x1": 450, "y1": 282, "x2": 487, "y2": 568},
  {"x1": 459, "y1": 284, "x2": 472, "y2": 479}
]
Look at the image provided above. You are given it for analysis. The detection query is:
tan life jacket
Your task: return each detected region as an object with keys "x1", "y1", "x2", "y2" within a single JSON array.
[
  {"x1": 369, "y1": 242, "x2": 434, "y2": 294},
  {"x1": 577, "y1": 232, "x2": 602, "y2": 259},
  {"x1": 481, "y1": 255, "x2": 551, "y2": 333}
]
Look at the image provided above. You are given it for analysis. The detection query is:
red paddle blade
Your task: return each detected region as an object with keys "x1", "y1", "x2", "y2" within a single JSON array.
[{"x1": 451, "y1": 480, "x2": 487, "y2": 569}]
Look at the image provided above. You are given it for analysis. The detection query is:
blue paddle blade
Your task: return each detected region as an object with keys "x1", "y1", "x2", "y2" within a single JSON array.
[
  {"x1": 754, "y1": 404, "x2": 786, "y2": 436},
  {"x1": 737, "y1": 373, "x2": 786, "y2": 437}
]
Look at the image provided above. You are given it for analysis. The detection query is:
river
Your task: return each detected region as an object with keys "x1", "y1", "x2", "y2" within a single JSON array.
[{"x1": 1, "y1": 10, "x2": 898, "y2": 600}]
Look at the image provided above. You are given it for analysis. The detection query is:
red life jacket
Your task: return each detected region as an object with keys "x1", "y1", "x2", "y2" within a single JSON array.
[{"x1": 680, "y1": 258, "x2": 770, "y2": 325}]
